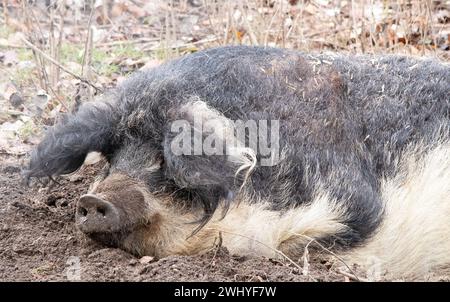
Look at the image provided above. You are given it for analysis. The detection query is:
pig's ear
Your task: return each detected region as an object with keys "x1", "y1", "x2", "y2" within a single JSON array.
[
  {"x1": 163, "y1": 100, "x2": 256, "y2": 224},
  {"x1": 23, "y1": 101, "x2": 119, "y2": 181}
]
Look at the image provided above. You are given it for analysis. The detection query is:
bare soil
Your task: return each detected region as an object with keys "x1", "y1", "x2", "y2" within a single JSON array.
[{"x1": 0, "y1": 154, "x2": 349, "y2": 282}]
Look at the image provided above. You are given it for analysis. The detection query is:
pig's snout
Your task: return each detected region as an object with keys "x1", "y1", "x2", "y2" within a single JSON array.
[{"x1": 76, "y1": 194, "x2": 121, "y2": 233}]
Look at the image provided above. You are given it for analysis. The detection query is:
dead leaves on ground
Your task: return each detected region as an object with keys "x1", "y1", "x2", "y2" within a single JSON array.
[{"x1": 0, "y1": 0, "x2": 449, "y2": 156}]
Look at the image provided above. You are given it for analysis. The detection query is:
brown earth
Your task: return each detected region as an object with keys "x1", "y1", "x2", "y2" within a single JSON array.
[
  {"x1": 0, "y1": 154, "x2": 352, "y2": 282},
  {"x1": 2, "y1": 154, "x2": 449, "y2": 282}
]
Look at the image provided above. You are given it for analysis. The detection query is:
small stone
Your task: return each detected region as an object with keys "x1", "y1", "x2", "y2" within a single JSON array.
[
  {"x1": 139, "y1": 256, "x2": 155, "y2": 264},
  {"x1": 11, "y1": 201, "x2": 29, "y2": 210},
  {"x1": 0, "y1": 224, "x2": 10, "y2": 232},
  {"x1": 129, "y1": 259, "x2": 138, "y2": 266},
  {"x1": 67, "y1": 173, "x2": 83, "y2": 182}
]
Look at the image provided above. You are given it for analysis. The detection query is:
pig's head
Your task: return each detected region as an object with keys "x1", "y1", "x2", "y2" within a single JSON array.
[
  {"x1": 75, "y1": 172, "x2": 155, "y2": 249},
  {"x1": 72, "y1": 141, "x2": 178, "y2": 256},
  {"x1": 23, "y1": 100, "x2": 255, "y2": 257}
]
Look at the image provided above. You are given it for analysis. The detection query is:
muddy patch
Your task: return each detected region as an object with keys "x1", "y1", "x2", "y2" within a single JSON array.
[{"x1": 0, "y1": 154, "x2": 357, "y2": 281}]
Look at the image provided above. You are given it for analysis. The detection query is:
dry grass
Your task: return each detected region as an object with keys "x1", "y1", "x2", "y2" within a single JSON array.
[
  {"x1": 1, "y1": 1, "x2": 448, "y2": 103},
  {"x1": 0, "y1": 0, "x2": 448, "y2": 146}
]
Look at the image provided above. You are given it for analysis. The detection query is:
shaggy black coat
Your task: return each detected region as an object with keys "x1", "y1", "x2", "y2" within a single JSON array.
[{"x1": 24, "y1": 46, "x2": 450, "y2": 248}]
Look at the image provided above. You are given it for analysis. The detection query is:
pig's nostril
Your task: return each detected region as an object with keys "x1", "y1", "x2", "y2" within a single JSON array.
[{"x1": 97, "y1": 207, "x2": 106, "y2": 217}]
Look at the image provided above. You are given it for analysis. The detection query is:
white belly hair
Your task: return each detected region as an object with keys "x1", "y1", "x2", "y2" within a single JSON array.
[
  {"x1": 187, "y1": 140, "x2": 450, "y2": 279},
  {"x1": 344, "y1": 140, "x2": 450, "y2": 279}
]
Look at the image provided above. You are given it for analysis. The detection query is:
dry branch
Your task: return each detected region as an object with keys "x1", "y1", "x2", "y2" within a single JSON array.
[{"x1": 21, "y1": 38, "x2": 102, "y2": 92}]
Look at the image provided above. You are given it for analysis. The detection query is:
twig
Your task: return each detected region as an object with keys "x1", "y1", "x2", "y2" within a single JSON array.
[
  {"x1": 278, "y1": 0, "x2": 285, "y2": 48},
  {"x1": 239, "y1": 0, "x2": 259, "y2": 45},
  {"x1": 425, "y1": 0, "x2": 437, "y2": 56},
  {"x1": 0, "y1": 43, "x2": 29, "y2": 49},
  {"x1": 360, "y1": 0, "x2": 366, "y2": 53},
  {"x1": 210, "y1": 228, "x2": 303, "y2": 271},
  {"x1": 2, "y1": 0, "x2": 8, "y2": 25},
  {"x1": 264, "y1": 5, "x2": 280, "y2": 46},
  {"x1": 302, "y1": 238, "x2": 314, "y2": 276},
  {"x1": 297, "y1": 0, "x2": 308, "y2": 50},
  {"x1": 224, "y1": 1, "x2": 235, "y2": 44},
  {"x1": 56, "y1": 3, "x2": 66, "y2": 91},
  {"x1": 338, "y1": 269, "x2": 369, "y2": 282},
  {"x1": 293, "y1": 233, "x2": 364, "y2": 282},
  {"x1": 49, "y1": 7, "x2": 56, "y2": 88},
  {"x1": 21, "y1": 38, "x2": 102, "y2": 93},
  {"x1": 207, "y1": 232, "x2": 223, "y2": 268},
  {"x1": 143, "y1": 37, "x2": 219, "y2": 52},
  {"x1": 204, "y1": 0, "x2": 221, "y2": 45},
  {"x1": 81, "y1": 4, "x2": 95, "y2": 76},
  {"x1": 22, "y1": 1, "x2": 49, "y2": 90},
  {"x1": 286, "y1": 10, "x2": 301, "y2": 41},
  {"x1": 213, "y1": 228, "x2": 318, "y2": 282},
  {"x1": 100, "y1": 0, "x2": 109, "y2": 24},
  {"x1": 97, "y1": 38, "x2": 160, "y2": 48},
  {"x1": 46, "y1": 85, "x2": 69, "y2": 112}
]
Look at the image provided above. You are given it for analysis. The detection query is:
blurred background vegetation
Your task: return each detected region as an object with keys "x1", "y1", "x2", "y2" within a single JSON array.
[{"x1": 0, "y1": 0, "x2": 449, "y2": 155}]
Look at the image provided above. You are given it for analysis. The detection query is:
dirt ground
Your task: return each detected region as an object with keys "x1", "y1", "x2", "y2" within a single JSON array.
[
  {"x1": 2, "y1": 155, "x2": 450, "y2": 282},
  {"x1": 0, "y1": 153, "x2": 354, "y2": 282}
]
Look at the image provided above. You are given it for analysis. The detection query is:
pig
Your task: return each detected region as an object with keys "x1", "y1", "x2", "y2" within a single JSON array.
[{"x1": 24, "y1": 46, "x2": 450, "y2": 279}]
